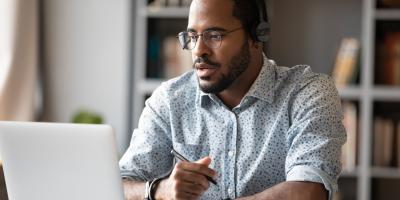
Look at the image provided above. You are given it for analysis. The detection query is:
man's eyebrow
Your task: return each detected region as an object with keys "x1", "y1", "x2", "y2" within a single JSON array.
[{"x1": 186, "y1": 27, "x2": 228, "y2": 32}]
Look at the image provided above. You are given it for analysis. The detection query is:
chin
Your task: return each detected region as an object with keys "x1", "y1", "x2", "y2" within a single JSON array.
[{"x1": 197, "y1": 72, "x2": 232, "y2": 94}]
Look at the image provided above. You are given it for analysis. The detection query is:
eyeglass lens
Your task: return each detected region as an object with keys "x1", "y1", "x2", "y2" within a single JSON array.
[{"x1": 179, "y1": 30, "x2": 222, "y2": 50}]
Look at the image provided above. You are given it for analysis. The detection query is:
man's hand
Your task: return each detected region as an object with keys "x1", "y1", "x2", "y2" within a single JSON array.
[{"x1": 155, "y1": 157, "x2": 217, "y2": 200}]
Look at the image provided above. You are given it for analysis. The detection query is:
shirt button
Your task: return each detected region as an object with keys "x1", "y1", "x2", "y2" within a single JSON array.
[
  {"x1": 228, "y1": 151, "x2": 234, "y2": 157},
  {"x1": 228, "y1": 188, "x2": 232, "y2": 194}
]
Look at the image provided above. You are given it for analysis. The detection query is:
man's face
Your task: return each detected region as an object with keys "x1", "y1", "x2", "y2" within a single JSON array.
[{"x1": 188, "y1": 0, "x2": 251, "y2": 93}]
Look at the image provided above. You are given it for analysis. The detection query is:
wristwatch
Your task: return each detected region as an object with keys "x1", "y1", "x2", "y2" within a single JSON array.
[
  {"x1": 144, "y1": 181, "x2": 151, "y2": 200},
  {"x1": 144, "y1": 178, "x2": 162, "y2": 200}
]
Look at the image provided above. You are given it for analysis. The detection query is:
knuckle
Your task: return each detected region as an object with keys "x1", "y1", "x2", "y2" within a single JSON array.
[
  {"x1": 194, "y1": 164, "x2": 203, "y2": 171},
  {"x1": 175, "y1": 162, "x2": 184, "y2": 169}
]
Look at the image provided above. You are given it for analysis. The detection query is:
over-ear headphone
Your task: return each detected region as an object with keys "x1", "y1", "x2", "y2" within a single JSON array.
[{"x1": 253, "y1": 0, "x2": 270, "y2": 42}]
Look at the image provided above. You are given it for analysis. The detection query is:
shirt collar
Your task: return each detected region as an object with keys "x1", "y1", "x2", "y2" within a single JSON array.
[
  {"x1": 196, "y1": 53, "x2": 276, "y2": 107},
  {"x1": 246, "y1": 53, "x2": 276, "y2": 103}
]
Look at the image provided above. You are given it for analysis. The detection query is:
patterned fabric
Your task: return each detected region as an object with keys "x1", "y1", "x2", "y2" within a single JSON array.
[{"x1": 119, "y1": 54, "x2": 346, "y2": 200}]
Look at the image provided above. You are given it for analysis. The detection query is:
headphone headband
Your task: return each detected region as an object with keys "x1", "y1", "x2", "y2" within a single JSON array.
[
  {"x1": 256, "y1": 0, "x2": 268, "y2": 24},
  {"x1": 253, "y1": 0, "x2": 270, "y2": 43}
]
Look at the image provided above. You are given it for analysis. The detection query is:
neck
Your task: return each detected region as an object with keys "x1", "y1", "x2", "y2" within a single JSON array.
[{"x1": 217, "y1": 53, "x2": 263, "y2": 109}]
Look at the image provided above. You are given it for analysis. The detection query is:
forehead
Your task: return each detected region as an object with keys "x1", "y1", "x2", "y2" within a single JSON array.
[{"x1": 188, "y1": 0, "x2": 241, "y2": 31}]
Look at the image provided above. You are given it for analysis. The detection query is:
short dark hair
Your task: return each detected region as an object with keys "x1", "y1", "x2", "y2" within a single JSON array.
[{"x1": 231, "y1": 0, "x2": 264, "y2": 41}]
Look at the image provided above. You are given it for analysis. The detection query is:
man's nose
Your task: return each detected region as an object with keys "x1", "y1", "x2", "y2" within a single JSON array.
[{"x1": 191, "y1": 36, "x2": 212, "y2": 57}]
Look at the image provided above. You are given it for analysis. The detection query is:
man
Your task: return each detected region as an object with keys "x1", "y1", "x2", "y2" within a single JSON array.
[{"x1": 120, "y1": 0, "x2": 346, "y2": 199}]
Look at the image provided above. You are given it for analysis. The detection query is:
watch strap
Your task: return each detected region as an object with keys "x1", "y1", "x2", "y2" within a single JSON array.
[{"x1": 144, "y1": 181, "x2": 151, "y2": 200}]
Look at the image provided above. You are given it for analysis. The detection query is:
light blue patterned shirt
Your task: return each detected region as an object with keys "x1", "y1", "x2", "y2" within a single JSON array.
[{"x1": 120, "y1": 55, "x2": 346, "y2": 200}]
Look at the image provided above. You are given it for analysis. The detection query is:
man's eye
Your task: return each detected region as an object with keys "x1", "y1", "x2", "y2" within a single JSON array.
[
  {"x1": 187, "y1": 33, "x2": 197, "y2": 40},
  {"x1": 208, "y1": 32, "x2": 221, "y2": 41}
]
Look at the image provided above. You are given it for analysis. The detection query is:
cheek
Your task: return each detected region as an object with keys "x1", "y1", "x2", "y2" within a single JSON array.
[
  {"x1": 214, "y1": 48, "x2": 235, "y2": 67},
  {"x1": 191, "y1": 53, "x2": 196, "y2": 62}
]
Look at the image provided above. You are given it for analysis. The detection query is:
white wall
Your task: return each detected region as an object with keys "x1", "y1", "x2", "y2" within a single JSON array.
[{"x1": 42, "y1": 0, "x2": 131, "y2": 154}]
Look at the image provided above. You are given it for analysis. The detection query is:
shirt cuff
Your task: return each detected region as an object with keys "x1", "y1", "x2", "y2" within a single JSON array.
[{"x1": 286, "y1": 165, "x2": 337, "y2": 200}]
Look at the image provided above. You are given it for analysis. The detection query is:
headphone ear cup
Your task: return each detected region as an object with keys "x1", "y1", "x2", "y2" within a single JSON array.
[{"x1": 255, "y1": 21, "x2": 270, "y2": 42}]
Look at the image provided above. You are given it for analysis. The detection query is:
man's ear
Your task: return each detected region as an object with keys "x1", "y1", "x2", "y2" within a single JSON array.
[{"x1": 251, "y1": 40, "x2": 263, "y2": 50}]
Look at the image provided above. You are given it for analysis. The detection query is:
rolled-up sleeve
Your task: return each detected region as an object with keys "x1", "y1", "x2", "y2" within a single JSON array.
[
  {"x1": 285, "y1": 74, "x2": 346, "y2": 200},
  {"x1": 119, "y1": 84, "x2": 173, "y2": 181}
]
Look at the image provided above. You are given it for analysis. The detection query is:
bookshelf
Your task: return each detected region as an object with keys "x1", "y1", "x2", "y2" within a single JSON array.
[
  {"x1": 130, "y1": 0, "x2": 400, "y2": 199},
  {"x1": 131, "y1": 0, "x2": 190, "y2": 128}
]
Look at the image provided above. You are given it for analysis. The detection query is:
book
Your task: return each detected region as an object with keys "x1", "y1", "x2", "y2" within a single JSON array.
[
  {"x1": 382, "y1": 118, "x2": 394, "y2": 166},
  {"x1": 396, "y1": 121, "x2": 400, "y2": 167},
  {"x1": 162, "y1": 36, "x2": 193, "y2": 79},
  {"x1": 331, "y1": 38, "x2": 360, "y2": 88},
  {"x1": 374, "y1": 117, "x2": 384, "y2": 166},
  {"x1": 383, "y1": 32, "x2": 400, "y2": 86},
  {"x1": 148, "y1": 0, "x2": 191, "y2": 8},
  {"x1": 381, "y1": 0, "x2": 400, "y2": 7},
  {"x1": 168, "y1": 0, "x2": 180, "y2": 7},
  {"x1": 373, "y1": 117, "x2": 395, "y2": 166},
  {"x1": 341, "y1": 101, "x2": 358, "y2": 171},
  {"x1": 148, "y1": 0, "x2": 168, "y2": 8},
  {"x1": 147, "y1": 36, "x2": 163, "y2": 78}
]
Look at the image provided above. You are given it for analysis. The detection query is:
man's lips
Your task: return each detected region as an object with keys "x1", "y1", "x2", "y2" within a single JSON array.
[
  {"x1": 195, "y1": 63, "x2": 217, "y2": 70},
  {"x1": 195, "y1": 63, "x2": 218, "y2": 78}
]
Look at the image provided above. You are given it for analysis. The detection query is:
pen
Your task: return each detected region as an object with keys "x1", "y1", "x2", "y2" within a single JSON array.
[{"x1": 171, "y1": 149, "x2": 217, "y2": 185}]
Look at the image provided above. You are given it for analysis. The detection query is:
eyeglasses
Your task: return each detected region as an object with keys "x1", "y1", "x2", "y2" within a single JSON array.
[{"x1": 177, "y1": 27, "x2": 243, "y2": 50}]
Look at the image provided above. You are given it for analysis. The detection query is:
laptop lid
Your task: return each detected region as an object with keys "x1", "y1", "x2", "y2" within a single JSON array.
[{"x1": 0, "y1": 121, "x2": 124, "y2": 200}]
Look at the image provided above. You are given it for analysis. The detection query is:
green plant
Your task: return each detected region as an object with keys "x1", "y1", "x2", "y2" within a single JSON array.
[{"x1": 71, "y1": 110, "x2": 103, "y2": 124}]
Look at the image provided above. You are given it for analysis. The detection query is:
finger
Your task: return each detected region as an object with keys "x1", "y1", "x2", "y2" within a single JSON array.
[
  {"x1": 195, "y1": 156, "x2": 212, "y2": 165},
  {"x1": 171, "y1": 174, "x2": 205, "y2": 199},
  {"x1": 173, "y1": 165, "x2": 210, "y2": 190},
  {"x1": 179, "y1": 180, "x2": 208, "y2": 196},
  {"x1": 178, "y1": 161, "x2": 217, "y2": 180}
]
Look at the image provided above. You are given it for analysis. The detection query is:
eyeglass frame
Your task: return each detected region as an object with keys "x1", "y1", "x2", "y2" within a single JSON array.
[{"x1": 176, "y1": 27, "x2": 243, "y2": 50}]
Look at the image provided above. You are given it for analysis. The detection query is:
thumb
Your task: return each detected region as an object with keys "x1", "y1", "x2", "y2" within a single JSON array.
[{"x1": 195, "y1": 156, "x2": 212, "y2": 166}]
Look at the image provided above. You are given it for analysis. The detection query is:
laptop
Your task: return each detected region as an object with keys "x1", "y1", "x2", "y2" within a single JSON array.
[{"x1": 0, "y1": 121, "x2": 124, "y2": 200}]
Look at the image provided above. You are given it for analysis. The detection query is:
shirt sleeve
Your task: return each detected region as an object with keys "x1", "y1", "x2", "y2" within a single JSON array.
[
  {"x1": 285, "y1": 73, "x2": 346, "y2": 200},
  {"x1": 119, "y1": 84, "x2": 174, "y2": 181}
]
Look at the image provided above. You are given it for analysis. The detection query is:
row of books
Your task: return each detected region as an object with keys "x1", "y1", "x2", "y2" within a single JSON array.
[
  {"x1": 148, "y1": 0, "x2": 191, "y2": 8},
  {"x1": 147, "y1": 35, "x2": 400, "y2": 86},
  {"x1": 332, "y1": 32, "x2": 400, "y2": 87},
  {"x1": 331, "y1": 38, "x2": 360, "y2": 88},
  {"x1": 341, "y1": 101, "x2": 400, "y2": 170},
  {"x1": 376, "y1": 31, "x2": 400, "y2": 86},
  {"x1": 148, "y1": 35, "x2": 400, "y2": 85},
  {"x1": 147, "y1": 35, "x2": 192, "y2": 79},
  {"x1": 373, "y1": 116, "x2": 400, "y2": 167},
  {"x1": 341, "y1": 101, "x2": 358, "y2": 171},
  {"x1": 378, "y1": 0, "x2": 400, "y2": 8}
]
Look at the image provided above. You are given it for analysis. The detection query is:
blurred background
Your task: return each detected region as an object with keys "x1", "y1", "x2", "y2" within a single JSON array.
[{"x1": 1, "y1": 0, "x2": 400, "y2": 199}]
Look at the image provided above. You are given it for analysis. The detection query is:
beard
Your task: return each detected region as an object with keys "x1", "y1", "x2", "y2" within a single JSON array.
[{"x1": 196, "y1": 40, "x2": 251, "y2": 94}]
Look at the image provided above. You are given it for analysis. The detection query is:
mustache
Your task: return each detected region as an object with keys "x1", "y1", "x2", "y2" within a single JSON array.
[{"x1": 193, "y1": 56, "x2": 221, "y2": 68}]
